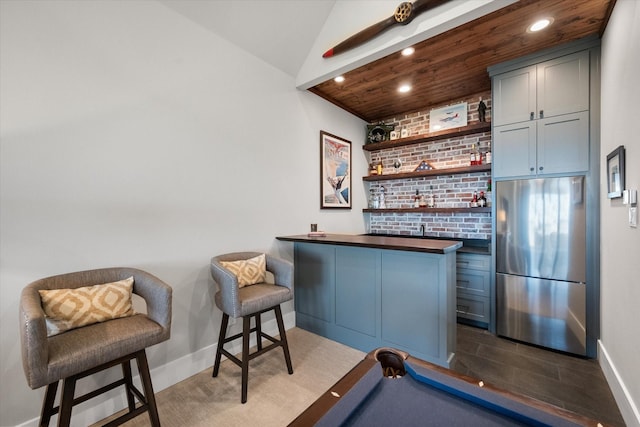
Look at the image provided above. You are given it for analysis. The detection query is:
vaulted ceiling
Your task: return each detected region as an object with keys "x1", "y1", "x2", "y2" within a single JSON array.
[{"x1": 309, "y1": 0, "x2": 615, "y2": 123}]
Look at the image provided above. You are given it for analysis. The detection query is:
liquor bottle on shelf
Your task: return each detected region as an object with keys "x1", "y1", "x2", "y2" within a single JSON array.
[
  {"x1": 485, "y1": 141, "x2": 492, "y2": 164},
  {"x1": 376, "y1": 159, "x2": 383, "y2": 175},
  {"x1": 418, "y1": 192, "x2": 427, "y2": 207},
  {"x1": 379, "y1": 186, "x2": 387, "y2": 209},
  {"x1": 414, "y1": 190, "x2": 421, "y2": 208},
  {"x1": 471, "y1": 191, "x2": 479, "y2": 207},
  {"x1": 486, "y1": 179, "x2": 492, "y2": 207},
  {"x1": 469, "y1": 144, "x2": 477, "y2": 166},
  {"x1": 427, "y1": 185, "x2": 435, "y2": 208},
  {"x1": 478, "y1": 191, "x2": 487, "y2": 207}
]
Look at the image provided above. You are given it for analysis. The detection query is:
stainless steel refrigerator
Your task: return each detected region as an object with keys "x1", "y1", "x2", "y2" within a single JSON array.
[{"x1": 496, "y1": 176, "x2": 587, "y2": 355}]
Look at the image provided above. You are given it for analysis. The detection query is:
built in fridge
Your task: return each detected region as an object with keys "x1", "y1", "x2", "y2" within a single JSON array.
[{"x1": 496, "y1": 176, "x2": 587, "y2": 355}]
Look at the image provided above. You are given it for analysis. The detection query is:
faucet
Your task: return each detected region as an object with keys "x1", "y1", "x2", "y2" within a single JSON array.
[{"x1": 420, "y1": 224, "x2": 425, "y2": 236}]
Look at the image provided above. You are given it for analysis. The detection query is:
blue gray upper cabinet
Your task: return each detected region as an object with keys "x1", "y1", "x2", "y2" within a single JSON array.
[{"x1": 491, "y1": 50, "x2": 591, "y2": 178}]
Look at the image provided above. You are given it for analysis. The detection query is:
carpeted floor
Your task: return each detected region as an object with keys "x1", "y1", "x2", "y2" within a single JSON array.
[{"x1": 97, "y1": 328, "x2": 365, "y2": 427}]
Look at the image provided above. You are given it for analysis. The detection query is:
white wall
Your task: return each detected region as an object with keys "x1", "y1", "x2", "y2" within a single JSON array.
[
  {"x1": 0, "y1": 1, "x2": 365, "y2": 425},
  {"x1": 600, "y1": 1, "x2": 640, "y2": 426}
]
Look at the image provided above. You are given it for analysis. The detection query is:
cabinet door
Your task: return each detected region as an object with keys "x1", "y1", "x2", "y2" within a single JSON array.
[
  {"x1": 493, "y1": 121, "x2": 536, "y2": 178},
  {"x1": 492, "y1": 65, "x2": 536, "y2": 126},
  {"x1": 537, "y1": 51, "x2": 590, "y2": 119},
  {"x1": 537, "y1": 111, "x2": 589, "y2": 175},
  {"x1": 335, "y1": 246, "x2": 377, "y2": 337},
  {"x1": 294, "y1": 243, "x2": 335, "y2": 322}
]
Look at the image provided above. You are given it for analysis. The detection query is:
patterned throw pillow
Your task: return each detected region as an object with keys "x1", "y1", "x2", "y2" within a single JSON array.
[
  {"x1": 220, "y1": 254, "x2": 266, "y2": 288},
  {"x1": 39, "y1": 277, "x2": 135, "y2": 337}
]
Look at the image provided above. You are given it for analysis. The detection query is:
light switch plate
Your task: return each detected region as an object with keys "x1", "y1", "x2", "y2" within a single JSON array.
[{"x1": 630, "y1": 206, "x2": 638, "y2": 228}]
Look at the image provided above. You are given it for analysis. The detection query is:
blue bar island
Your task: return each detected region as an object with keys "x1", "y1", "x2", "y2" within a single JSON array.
[{"x1": 276, "y1": 234, "x2": 462, "y2": 368}]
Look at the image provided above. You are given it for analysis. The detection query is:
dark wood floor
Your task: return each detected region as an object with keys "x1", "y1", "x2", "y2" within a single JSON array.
[{"x1": 452, "y1": 324, "x2": 625, "y2": 426}]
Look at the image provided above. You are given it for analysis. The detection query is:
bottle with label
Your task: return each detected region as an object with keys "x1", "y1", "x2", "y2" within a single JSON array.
[
  {"x1": 486, "y1": 179, "x2": 492, "y2": 207},
  {"x1": 376, "y1": 159, "x2": 383, "y2": 175},
  {"x1": 414, "y1": 190, "x2": 421, "y2": 208},
  {"x1": 478, "y1": 191, "x2": 487, "y2": 207},
  {"x1": 427, "y1": 185, "x2": 435, "y2": 208},
  {"x1": 485, "y1": 141, "x2": 492, "y2": 164},
  {"x1": 471, "y1": 191, "x2": 478, "y2": 207},
  {"x1": 379, "y1": 186, "x2": 387, "y2": 209},
  {"x1": 470, "y1": 144, "x2": 477, "y2": 165},
  {"x1": 418, "y1": 193, "x2": 427, "y2": 207}
]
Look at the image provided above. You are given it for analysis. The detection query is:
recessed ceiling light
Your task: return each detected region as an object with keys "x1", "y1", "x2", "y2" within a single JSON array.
[
  {"x1": 401, "y1": 47, "x2": 415, "y2": 56},
  {"x1": 334, "y1": 75, "x2": 345, "y2": 83},
  {"x1": 398, "y1": 84, "x2": 411, "y2": 93},
  {"x1": 528, "y1": 18, "x2": 553, "y2": 33}
]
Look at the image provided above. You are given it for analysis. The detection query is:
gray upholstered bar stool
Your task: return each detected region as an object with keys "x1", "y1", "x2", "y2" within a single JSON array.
[
  {"x1": 210, "y1": 252, "x2": 294, "y2": 403},
  {"x1": 19, "y1": 267, "x2": 172, "y2": 427}
]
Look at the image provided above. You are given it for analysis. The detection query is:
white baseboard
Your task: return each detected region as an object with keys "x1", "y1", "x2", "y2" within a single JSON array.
[
  {"x1": 598, "y1": 339, "x2": 640, "y2": 427},
  {"x1": 17, "y1": 311, "x2": 296, "y2": 427}
]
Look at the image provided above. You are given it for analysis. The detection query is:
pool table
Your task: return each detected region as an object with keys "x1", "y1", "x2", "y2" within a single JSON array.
[{"x1": 288, "y1": 348, "x2": 605, "y2": 427}]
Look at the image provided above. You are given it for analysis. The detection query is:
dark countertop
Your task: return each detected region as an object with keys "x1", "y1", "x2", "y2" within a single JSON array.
[
  {"x1": 362, "y1": 233, "x2": 491, "y2": 255},
  {"x1": 276, "y1": 234, "x2": 462, "y2": 254}
]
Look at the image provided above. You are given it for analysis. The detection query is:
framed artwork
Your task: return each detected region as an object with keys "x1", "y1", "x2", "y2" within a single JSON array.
[
  {"x1": 429, "y1": 102, "x2": 468, "y2": 132},
  {"x1": 607, "y1": 145, "x2": 625, "y2": 199},
  {"x1": 320, "y1": 131, "x2": 351, "y2": 209}
]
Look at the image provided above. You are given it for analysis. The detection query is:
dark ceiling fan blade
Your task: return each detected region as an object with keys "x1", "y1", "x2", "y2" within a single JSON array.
[{"x1": 323, "y1": 0, "x2": 450, "y2": 58}]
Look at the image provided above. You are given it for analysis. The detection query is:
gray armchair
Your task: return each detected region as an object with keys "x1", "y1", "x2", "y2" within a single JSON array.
[
  {"x1": 210, "y1": 252, "x2": 293, "y2": 403},
  {"x1": 20, "y1": 267, "x2": 172, "y2": 427}
]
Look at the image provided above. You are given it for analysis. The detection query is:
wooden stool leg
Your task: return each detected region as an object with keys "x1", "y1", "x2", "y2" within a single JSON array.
[
  {"x1": 241, "y1": 316, "x2": 251, "y2": 404},
  {"x1": 122, "y1": 359, "x2": 136, "y2": 412},
  {"x1": 136, "y1": 350, "x2": 161, "y2": 427},
  {"x1": 212, "y1": 313, "x2": 229, "y2": 377},
  {"x1": 57, "y1": 377, "x2": 76, "y2": 427},
  {"x1": 275, "y1": 305, "x2": 293, "y2": 374},
  {"x1": 39, "y1": 382, "x2": 58, "y2": 427},
  {"x1": 255, "y1": 313, "x2": 263, "y2": 351}
]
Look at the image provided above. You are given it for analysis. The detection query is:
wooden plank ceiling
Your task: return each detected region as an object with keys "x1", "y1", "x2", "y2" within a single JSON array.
[{"x1": 309, "y1": 0, "x2": 615, "y2": 123}]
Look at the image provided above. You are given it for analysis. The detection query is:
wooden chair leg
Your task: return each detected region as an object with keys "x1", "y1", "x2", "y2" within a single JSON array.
[
  {"x1": 255, "y1": 313, "x2": 263, "y2": 351},
  {"x1": 136, "y1": 350, "x2": 161, "y2": 427},
  {"x1": 122, "y1": 359, "x2": 136, "y2": 412},
  {"x1": 241, "y1": 316, "x2": 251, "y2": 404},
  {"x1": 212, "y1": 313, "x2": 229, "y2": 377},
  {"x1": 57, "y1": 377, "x2": 77, "y2": 427},
  {"x1": 275, "y1": 305, "x2": 293, "y2": 374},
  {"x1": 39, "y1": 382, "x2": 58, "y2": 427}
]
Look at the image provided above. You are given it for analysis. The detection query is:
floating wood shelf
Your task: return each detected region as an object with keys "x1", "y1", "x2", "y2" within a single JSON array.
[
  {"x1": 363, "y1": 207, "x2": 491, "y2": 214},
  {"x1": 363, "y1": 164, "x2": 491, "y2": 182},
  {"x1": 362, "y1": 122, "x2": 491, "y2": 152}
]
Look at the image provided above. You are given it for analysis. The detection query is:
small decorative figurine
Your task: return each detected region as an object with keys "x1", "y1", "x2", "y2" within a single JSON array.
[{"x1": 478, "y1": 98, "x2": 487, "y2": 122}]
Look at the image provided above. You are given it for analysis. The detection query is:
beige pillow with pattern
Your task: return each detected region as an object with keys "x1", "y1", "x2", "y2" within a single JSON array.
[
  {"x1": 220, "y1": 254, "x2": 266, "y2": 288},
  {"x1": 39, "y1": 277, "x2": 135, "y2": 337}
]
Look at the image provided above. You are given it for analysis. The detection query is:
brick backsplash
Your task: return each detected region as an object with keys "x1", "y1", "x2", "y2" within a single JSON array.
[{"x1": 366, "y1": 92, "x2": 492, "y2": 240}]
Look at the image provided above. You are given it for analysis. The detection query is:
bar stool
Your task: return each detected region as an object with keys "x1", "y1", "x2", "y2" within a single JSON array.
[{"x1": 210, "y1": 252, "x2": 293, "y2": 403}]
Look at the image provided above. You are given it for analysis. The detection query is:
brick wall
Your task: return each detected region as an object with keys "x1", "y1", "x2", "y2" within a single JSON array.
[{"x1": 366, "y1": 91, "x2": 493, "y2": 239}]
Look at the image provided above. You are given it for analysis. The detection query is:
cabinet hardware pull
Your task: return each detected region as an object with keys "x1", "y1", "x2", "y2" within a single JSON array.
[
  {"x1": 530, "y1": 167, "x2": 535, "y2": 172},
  {"x1": 539, "y1": 166, "x2": 544, "y2": 171},
  {"x1": 540, "y1": 110, "x2": 544, "y2": 118},
  {"x1": 530, "y1": 112, "x2": 534, "y2": 120}
]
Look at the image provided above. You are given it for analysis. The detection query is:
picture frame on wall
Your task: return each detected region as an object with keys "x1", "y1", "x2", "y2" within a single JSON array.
[
  {"x1": 320, "y1": 131, "x2": 351, "y2": 209},
  {"x1": 606, "y1": 145, "x2": 625, "y2": 199},
  {"x1": 429, "y1": 102, "x2": 467, "y2": 132}
]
